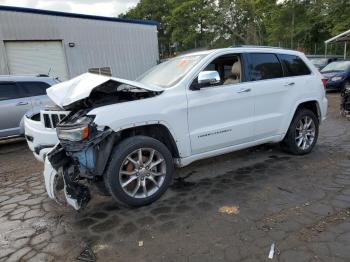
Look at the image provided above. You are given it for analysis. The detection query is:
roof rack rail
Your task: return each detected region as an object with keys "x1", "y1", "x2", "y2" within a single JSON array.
[{"x1": 230, "y1": 45, "x2": 288, "y2": 49}]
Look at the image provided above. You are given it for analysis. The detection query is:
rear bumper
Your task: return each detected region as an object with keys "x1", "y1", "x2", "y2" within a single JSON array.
[{"x1": 24, "y1": 116, "x2": 58, "y2": 162}]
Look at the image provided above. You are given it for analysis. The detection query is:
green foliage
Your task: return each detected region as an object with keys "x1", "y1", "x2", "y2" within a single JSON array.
[{"x1": 120, "y1": 0, "x2": 350, "y2": 57}]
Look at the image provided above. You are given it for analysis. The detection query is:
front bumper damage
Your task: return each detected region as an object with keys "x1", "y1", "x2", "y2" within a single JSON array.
[
  {"x1": 43, "y1": 145, "x2": 87, "y2": 210},
  {"x1": 43, "y1": 128, "x2": 114, "y2": 210},
  {"x1": 44, "y1": 145, "x2": 91, "y2": 210}
]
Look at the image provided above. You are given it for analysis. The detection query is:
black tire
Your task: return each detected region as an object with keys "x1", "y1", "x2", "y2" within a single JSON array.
[
  {"x1": 104, "y1": 136, "x2": 174, "y2": 207},
  {"x1": 281, "y1": 108, "x2": 319, "y2": 155}
]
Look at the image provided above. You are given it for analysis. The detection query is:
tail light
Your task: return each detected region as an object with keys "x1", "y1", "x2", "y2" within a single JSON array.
[{"x1": 321, "y1": 79, "x2": 327, "y2": 88}]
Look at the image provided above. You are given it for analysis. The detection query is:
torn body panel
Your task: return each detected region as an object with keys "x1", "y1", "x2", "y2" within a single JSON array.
[
  {"x1": 45, "y1": 126, "x2": 117, "y2": 210},
  {"x1": 46, "y1": 73, "x2": 163, "y2": 109},
  {"x1": 46, "y1": 145, "x2": 90, "y2": 210}
]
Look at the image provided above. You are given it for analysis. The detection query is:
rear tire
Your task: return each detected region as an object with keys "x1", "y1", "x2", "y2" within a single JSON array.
[
  {"x1": 105, "y1": 136, "x2": 174, "y2": 207},
  {"x1": 281, "y1": 109, "x2": 319, "y2": 155}
]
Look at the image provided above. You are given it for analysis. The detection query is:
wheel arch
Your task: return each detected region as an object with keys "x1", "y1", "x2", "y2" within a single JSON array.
[
  {"x1": 294, "y1": 100, "x2": 321, "y2": 122},
  {"x1": 116, "y1": 124, "x2": 180, "y2": 158},
  {"x1": 95, "y1": 123, "x2": 180, "y2": 178},
  {"x1": 282, "y1": 99, "x2": 321, "y2": 140}
]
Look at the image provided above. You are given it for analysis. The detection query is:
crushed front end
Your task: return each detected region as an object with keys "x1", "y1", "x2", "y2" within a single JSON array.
[
  {"x1": 40, "y1": 73, "x2": 163, "y2": 210},
  {"x1": 45, "y1": 110, "x2": 115, "y2": 210}
]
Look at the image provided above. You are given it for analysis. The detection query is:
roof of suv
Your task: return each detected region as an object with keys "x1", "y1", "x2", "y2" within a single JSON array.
[
  {"x1": 0, "y1": 74, "x2": 58, "y2": 83},
  {"x1": 181, "y1": 46, "x2": 304, "y2": 57}
]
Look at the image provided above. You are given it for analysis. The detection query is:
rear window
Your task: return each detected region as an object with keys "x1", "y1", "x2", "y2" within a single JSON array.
[
  {"x1": 280, "y1": 54, "x2": 311, "y2": 76},
  {"x1": 248, "y1": 53, "x2": 283, "y2": 81},
  {"x1": 0, "y1": 83, "x2": 19, "y2": 101},
  {"x1": 18, "y1": 81, "x2": 50, "y2": 97}
]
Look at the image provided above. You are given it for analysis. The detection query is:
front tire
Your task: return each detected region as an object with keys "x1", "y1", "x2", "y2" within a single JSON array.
[
  {"x1": 105, "y1": 136, "x2": 174, "y2": 207},
  {"x1": 281, "y1": 109, "x2": 319, "y2": 155}
]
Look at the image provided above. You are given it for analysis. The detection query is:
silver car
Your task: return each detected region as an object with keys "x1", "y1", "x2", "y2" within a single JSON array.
[{"x1": 0, "y1": 75, "x2": 58, "y2": 139}]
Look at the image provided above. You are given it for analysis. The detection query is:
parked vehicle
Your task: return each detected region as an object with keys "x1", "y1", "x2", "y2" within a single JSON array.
[
  {"x1": 0, "y1": 75, "x2": 57, "y2": 140},
  {"x1": 321, "y1": 60, "x2": 350, "y2": 92},
  {"x1": 341, "y1": 84, "x2": 350, "y2": 117},
  {"x1": 25, "y1": 47, "x2": 328, "y2": 210},
  {"x1": 307, "y1": 55, "x2": 343, "y2": 70}
]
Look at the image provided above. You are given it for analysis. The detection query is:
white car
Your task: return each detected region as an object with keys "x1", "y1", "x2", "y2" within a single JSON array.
[{"x1": 25, "y1": 46, "x2": 328, "y2": 210}]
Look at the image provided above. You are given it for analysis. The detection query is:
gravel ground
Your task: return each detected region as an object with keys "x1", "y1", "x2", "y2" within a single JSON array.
[{"x1": 0, "y1": 93, "x2": 349, "y2": 262}]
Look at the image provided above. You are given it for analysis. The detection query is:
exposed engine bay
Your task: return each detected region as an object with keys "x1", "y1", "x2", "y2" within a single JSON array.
[{"x1": 64, "y1": 80, "x2": 161, "y2": 110}]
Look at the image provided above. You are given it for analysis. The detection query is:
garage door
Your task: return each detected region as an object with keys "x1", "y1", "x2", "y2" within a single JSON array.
[{"x1": 5, "y1": 41, "x2": 69, "y2": 81}]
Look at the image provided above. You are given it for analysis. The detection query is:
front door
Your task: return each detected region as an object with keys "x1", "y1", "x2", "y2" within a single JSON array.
[{"x1": 186, "y1": 53, "x2": 255, "y2": 155}]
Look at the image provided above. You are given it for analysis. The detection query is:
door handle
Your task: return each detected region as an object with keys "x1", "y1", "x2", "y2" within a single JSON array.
[
  {"x1": 16, "y1": 101, "x2": 29, "y2": 106},
  {"x1": 284, "y1": 82, "x2": 295, "y2": 86},
  {"x1": 237, "y1": 88, "x2": 251, "y2": 93}
]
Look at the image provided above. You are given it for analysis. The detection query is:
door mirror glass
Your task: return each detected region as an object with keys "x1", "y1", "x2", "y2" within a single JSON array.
[{"x1": 198, "y1": 71, "x2": 221, "y2": 85}]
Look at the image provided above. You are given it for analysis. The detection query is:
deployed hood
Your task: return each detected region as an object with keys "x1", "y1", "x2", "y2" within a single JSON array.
[{"x1": 47, "y1": 73, "x2": 163, "y2": 108}]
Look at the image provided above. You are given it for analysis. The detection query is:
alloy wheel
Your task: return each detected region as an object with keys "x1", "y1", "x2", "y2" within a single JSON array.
[
  {"x1": 295, "y1": 116, "x2": 316, "y2": 150},
  {"x1": 118, "y1": 148, "x2": 166, "y2": 199}
]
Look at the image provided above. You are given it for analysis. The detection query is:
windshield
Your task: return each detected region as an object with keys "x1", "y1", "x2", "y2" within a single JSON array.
[
  {"x1": 309, "y1": 58, "x2": 328, "y2": 67},
  {"x1": 321, "y1": 61, "x2": 350, "y2": 72},
  {"x1": 137, "y1": 55, "x2": 205, "y2": 88}
]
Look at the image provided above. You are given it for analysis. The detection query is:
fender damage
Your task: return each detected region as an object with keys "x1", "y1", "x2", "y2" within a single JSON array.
[{"x1": 42, "y1": 73, "x2": 163, "y2": 210}]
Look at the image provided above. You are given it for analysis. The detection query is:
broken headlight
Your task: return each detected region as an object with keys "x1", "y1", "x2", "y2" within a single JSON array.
[{"x1": 56, "y1": 115, "x2": 95, "y2": 142}]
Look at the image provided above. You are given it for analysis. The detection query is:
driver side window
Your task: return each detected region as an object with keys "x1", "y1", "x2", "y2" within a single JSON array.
[
  {"x1": 191, "y1": 54, "x2": 242, "y2": 90},
  {"x1": 204, "y1": 54, "x2": 242, "y2": 85}
]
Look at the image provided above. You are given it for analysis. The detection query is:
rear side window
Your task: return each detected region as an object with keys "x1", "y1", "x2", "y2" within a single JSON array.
[
  {"x1": 279, "y1": 54, "x2": 311, "y2": 76},
  {"x1": 18, "y1": 82, "x2": 50, "y2": 97},
  {"x1": 248, "y1": 53, "x2": 283, "y2": 81},
  {"x1": 0, "y1": 83, "x2": 20, "y2": 101}
]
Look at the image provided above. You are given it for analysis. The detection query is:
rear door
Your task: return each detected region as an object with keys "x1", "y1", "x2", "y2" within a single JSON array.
[
  {"x1": 0, "y1": 82, "x2": 32, "y2": 138},
  {"x1": 277, "y1": 54, "x2": 313, "y2": 130},
  {"x1": 244, "y1": 53, "x2": 291, "y2": 139}
]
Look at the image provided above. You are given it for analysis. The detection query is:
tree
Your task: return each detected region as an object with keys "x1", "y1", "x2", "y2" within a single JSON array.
[
  {"x1": 121, "y1": 0, "x2": 350, "y2": 57},
  {"x1": 212, "y1": 0, "x2": 274, "y2": 47},
  {"x1": 168, "y1": 0, "x2": 217, "y2": 51},
  {"x1": 120, "y1": 0, "x2": 174, "y2": 57}
]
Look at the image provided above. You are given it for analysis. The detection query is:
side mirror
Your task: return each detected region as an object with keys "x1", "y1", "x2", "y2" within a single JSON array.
[
  {"x1": 198, "y1": 71, "x2": 221, "y2": 85},
  {"x1": 190, "y1": 70, "x2": 221, "y2": 91}
]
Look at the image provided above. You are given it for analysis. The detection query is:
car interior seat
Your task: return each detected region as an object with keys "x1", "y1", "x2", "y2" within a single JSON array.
[{"x1": 224, "y1": 58, "x2": 241, "y2": 85}]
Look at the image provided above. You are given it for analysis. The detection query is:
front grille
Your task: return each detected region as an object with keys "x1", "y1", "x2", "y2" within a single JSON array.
[{"x1": 42, "y1": 111, "x2": 69, "y2": 128}]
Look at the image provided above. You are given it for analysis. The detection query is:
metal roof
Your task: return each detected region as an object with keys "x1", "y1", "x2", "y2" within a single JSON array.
[
  {"x1": 325, "y1": 29, "x2": 350, "y2": 43},
  {"x1": 0, "y1": 5, "x2": 159, "y2": 26}
]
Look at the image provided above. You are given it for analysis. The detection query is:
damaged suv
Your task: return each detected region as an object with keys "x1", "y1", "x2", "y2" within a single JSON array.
[{"x1": 26, "y1": 47, "x2": 328, "y2": 210}]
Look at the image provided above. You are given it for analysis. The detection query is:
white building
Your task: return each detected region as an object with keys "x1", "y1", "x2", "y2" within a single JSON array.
[{"x1": 0, "y1": 5, "x2": 159, "y2": 81}]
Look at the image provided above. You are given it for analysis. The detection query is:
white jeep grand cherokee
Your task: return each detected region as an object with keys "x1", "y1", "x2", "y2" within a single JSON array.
[{"x1": 25, "y1": 46, "x2": 327, "y2": 210}]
